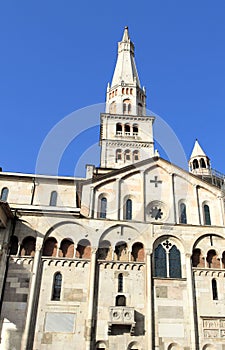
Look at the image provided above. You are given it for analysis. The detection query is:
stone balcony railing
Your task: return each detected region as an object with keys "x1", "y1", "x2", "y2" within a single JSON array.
[{"x1": 108, "y1": 306, "x2": 135, "y2": 334}]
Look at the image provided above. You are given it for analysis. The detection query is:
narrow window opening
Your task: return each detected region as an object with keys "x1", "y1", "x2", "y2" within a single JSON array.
[
  {"x1": 116, "y1": 149, "x2": 122, "y2": 162},
  {"x1": 125, "y1": 124, "x2": 131, "y2": 135},
  {"x1": 125, "y1": 199, "x2": 132, "y2": 220},
  {"x1": 52, "y1": 272, "x2": 62, "y2": 301},
  {"x1": 200, "y1": 158, "x2": 206, "y2": 168},
  {"x1": 133, "y1": 124, "x2": 138, "y2": 135},
  {"x1": 212, "y1": 279, "x2": 218, "y2": 300},
  {"x1": 203, "y1": 204, "x2": 211, "y2": 225},
  {"x1": 124, "y1": 150, "x2": 131, "y2": 161},
  {"x1": 118, "y1": 273, "x2": 123, "y2": 292},
  {"x1": 179, "y1": 203, "x2": 187, "y2": 224},
  {"x1": 50, "y1": 191, "x2": 57, "y2": 206},
  {"x1": 100, "y1": 197, "x2": 107, "y2": 219},
  {"x1": 116, "y1": 123, "x2": 122, "y2": 135},
  {"x1": 193, "y1": 159, "x2": 199, "y2": 169},
  {"x1": 133, "y1": 150, "x2": 139, "y2": 161},
  {"x1": 1, "y1": 187, "x2": 9, "y2": 201}
]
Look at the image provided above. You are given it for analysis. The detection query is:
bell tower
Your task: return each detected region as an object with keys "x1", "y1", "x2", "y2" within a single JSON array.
[
  {"x1": 100, "y1": 27, "x2": 155, "y2": 169},
  {"x1": 189, "y1": 139, "x2": 211, "y2": 175}
]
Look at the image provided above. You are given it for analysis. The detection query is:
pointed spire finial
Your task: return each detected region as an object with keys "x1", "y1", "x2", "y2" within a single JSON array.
[
  {"x1": 122, "y1": 26, "x2": 130, "y2": 42},
  {"x1": 190, "y1": 139, "x2": 207, "y2": 159}
]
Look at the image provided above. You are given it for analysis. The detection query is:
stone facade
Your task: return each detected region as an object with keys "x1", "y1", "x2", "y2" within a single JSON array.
[{"x1": 0, "y1": 27, "x2": 225, "y2": 350}]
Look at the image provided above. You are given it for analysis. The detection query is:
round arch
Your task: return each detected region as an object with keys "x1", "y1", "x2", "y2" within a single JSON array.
[{"x1": 127, "y1": 341, "x2": 140, "y2": 350}]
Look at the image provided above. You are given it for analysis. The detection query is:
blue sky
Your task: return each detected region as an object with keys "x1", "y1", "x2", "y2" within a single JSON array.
[{"x1": 1, "y1": 1, "x2": 225, "y2": 177}]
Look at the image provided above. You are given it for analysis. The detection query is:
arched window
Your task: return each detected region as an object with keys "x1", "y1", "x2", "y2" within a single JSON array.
[
  {"x1": 124, "y1": 150, "x2": 131, "y2": 161},
  {"x1": 192, "y1": 248, "x2": 205, "y2": 267},
  {"x1": 206, "y1": 249, "x2": 219, "y2": 268},
  {"x1": 50, "y1": 191, "x2": 57, "y2": 206},
  {"x1": 131, "y1": 242, "x2": 144, "y2": 262},
  {"x1": 20, "y1": 236, "x2": 36, "y2": 256},
  {"x1": 200, "y1": 158, "x2": 206, "y2": 168},
  {"x1": 212, "y1": 279, "x2": 218, "y2": 300},
  {"x1": 125, "y1": 123, "x2": 131, "y2": 135},
  {"x1": 116, "y1": 149, "x2": 122, "y2": 162},
  {"x1": 59, "y1": 239, "x2": 74, "y2": 258},
  {"x1": 115, "y1": 241, "x2": 127, "y2": 261},
  {"x1": 52, "y1": 272, "x2": 62, "y2": 301},
  {"x1": 125, "y1": 199, "x2": 132, "y2": 220},
  {"x1": 133, "y1": 150, "x2": 139, "y2": 162},
  {"x1": 203, "y1": 204, "x2": 211, "y2": 225},
  {"x1": 118, "y1": 273, "x2": 123, "y2": 292},
  {"x1": 116, "y1": 295, "x2": 126, "y2": 306},
  {"x1": 0, "y1": 187, "x2": 9, "y2": 201},
  {"x1": 98, "y1": 240, "x2": 111, "y2": 260},
  {"x1": 193, "y1": 159, "x2": 199, "y2": 169},
  {"x1": 154, "y1": 244, "x2": 167, "y2": 277},
  {"x1": 123, "y1": 99, "x2": 131, "y2": 115},
  {"x1": 179, "y1": 202, "x2": 187, "y2": 224},
  {"x1": 133, "y1": 124, "x2": 138, "y2": 135},
  {"x1": 154, "y1": 241, "x2": 182, "y2": 278},
  {"x1": 43, "y1": 237, "x2": 57, "y2": 257},
  {"x1": 116, "y1": 123, "x2": 122, "y2": 135},
  {"x1": 76, "y1": 239, "x2": 91, "y2": 259},
  {"x1": 100, "y1": 197, "x2": 107, "y2": 219},
  {"x1": 169, "y1": 246, "x2": 181, "y2": 278}
]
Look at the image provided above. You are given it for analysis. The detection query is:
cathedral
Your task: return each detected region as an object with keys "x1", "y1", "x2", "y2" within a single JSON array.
[{"x1": 0, "y1": 27, "x2": 225, "y2": 350}]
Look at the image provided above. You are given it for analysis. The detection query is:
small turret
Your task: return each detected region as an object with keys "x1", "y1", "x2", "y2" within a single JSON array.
[{"x1": 189, "y1": 139, "x2": 211, "y2": 175}]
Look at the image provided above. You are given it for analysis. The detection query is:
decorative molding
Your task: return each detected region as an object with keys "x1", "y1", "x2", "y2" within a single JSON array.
[
  {"x1": 41, "y1": 258, "x2": 90, "y2": 268},
  {"x1": 202, "y1": 318, "x2": 225, "y2": 339},
  {"x1": 101, "y1": 113, "x2": 154, "y2": 122},
  {"x1": 105, "y1": 141, "x2": 153, "y2": 148},
  {"x1": 98, "y1": 261, "x2": 144, "y2": 271},
  {"x1": 10, "y1": 257, "x2": 34, "y2": 265},
  {"x1": 193, "y1": 268, "x2": 225, "y2": 277}
]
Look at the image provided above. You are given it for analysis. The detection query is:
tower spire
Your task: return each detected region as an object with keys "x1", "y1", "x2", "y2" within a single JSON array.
[
  {"x1": 100, "y1": 28, "x2": 155, "y2": 169},
  {"x1": 122, "y1": 26, "x2": 129, "y2": 41},
  {"x1": 105, "y1": 27, "x2": 146, "y2": 116},
  {"x1": 110, "y1": 26, "x2": 141, "y2": 89}
]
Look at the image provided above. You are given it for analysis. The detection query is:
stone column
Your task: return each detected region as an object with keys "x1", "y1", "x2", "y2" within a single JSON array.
[
  {"x1": 116, "y1": 178, "x2": 121, "y2": 220},
  {"x1": 21, "y1": 237, "x2": 42, "y2": 350},
  {"x1": 86, "y1": 247, "x2": 97, "y2": 350},
  {"x1": 195, "y1": 185, "x2": 201, "y2": 225},
  {"x1": 185, "y1": 253, "x2": 198, "y2": 350},
  {"x1": 141, "y1": 171, "x2": 145, "y2": 222},
  {"x1": 89, "y1": 186, "x2": 94, "y2": 218},
  {"x1": 146, "y1": 249, "x2": 153, "y2": 350},
  {"x1": 171, "y1": 173, "x2": 177, "y2": 223},
  {"x1": 218, "y1": 196, "x2": 225, "y2": 226}
]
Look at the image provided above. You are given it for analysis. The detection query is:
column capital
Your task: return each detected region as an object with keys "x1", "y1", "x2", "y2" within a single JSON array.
[
  {"x1": 145, "y1": 248, "x2": 153, "y2": 256},
  {"x1": 91, "y1": 247, "x2": 98, "y2": 255}
]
